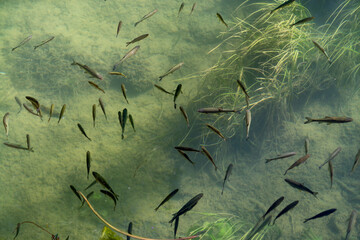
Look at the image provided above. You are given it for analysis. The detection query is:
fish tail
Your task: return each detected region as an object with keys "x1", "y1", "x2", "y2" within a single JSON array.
[
  {"x1": 304, "y1": 117, "x2": 313, "y2": 124},
  {"x1": 126, "y1": 42, "x2": 130, "y2": 47},
  {"x1": 154, "y1": 206, "x2": 159, "y2": 211},
  {"x1": 174, "y1": 103, "x2": 177, "y2": 109},
  {"x1": 303, "y1": 219, "x2": 309, "y2": 223},
  {"x1": 284, "y1": 170, "x2": 288, "y2": 175},
  {"x1": 122, "y1": 134, "x2": 124, "y2": 140},
  {"x1": 34, "y1": 46, "x2": 38, "y2": 50},
  {"x1": 159, "y1": 76, "x2": 163, "y2": 81},
  {"x1": 112, "y1": 65, "x2": 117, "y2": 71},
  {"x1": 265, "y1": 159, "x2": 271, "y2": 163},
  {"x1": 134, "y1": 22, "x2": 139, "y2": 27},
  {"x1": 71, "y1": 60, "x2": 77, "y2": 66},
  {"x1": 313, "y1": 192, "x2": 318, "y2": 198}
]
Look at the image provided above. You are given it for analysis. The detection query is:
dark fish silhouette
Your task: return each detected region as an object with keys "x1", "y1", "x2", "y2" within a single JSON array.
[
  {"x1": 177, "y1": 150, "x2": 195, "y2": 165},
  {"x1": 169, "y1": 193, "x2": 203, "y2": 223},
  {"x1": 290, "y1": 17, "x2": 314, "y2": 28},
  {"x1": 262, "y1": 196, "x2": 284, "y2": 219},
  {"x1": 221, "y1": 164, "x2": 233, "y2": 195},
  {"x1": 127, "y1": 222, "x2": 132, "y2": 240},
  {"x1": 100, "y1": 189, "x2": 117, "y2": 211},
  {"x1": 284, "y1": 178, "x2": 318, "y2": 198},
  {"x1": 70, "y1": 185, "x2": 82, "y2": 202},
  {"x1": 155, "y1": 189, "x2": 179, "y2": 211},
  {"x1": 174, "y1": 146, "x2": 200, "y2": 152},
  {"x1": 270, "y1": 0, "x2": 295, "y2": 15},
  {"x1": 273, "y1": 200, "x2": 299, "y2": 224},
  {"x1": 77, "y1": 123, "x2": 91, "y2": 141},
  {"x1": 284, "y1": 154, "x2": 310, "y2": 175},
  {"x1": 304, "y1": 208, "x2": 336, "y2": 223},
  {"x1": 93, "y1": 172, "x2": 119, "y2": 200},
  {"x1": 265, "y1": 152, "x2": 296, "y2": 163},
  {"x1": 86, "y1": 151, "x2": 91, "y2": 179},
  {"x1": 304, "y1": 116, "x2": 352, "y2": 124}
]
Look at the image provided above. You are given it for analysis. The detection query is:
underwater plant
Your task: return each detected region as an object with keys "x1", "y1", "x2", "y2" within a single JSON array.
[
  {"x1": 190, "y1": 0, "x2": 360, "y2": 146},
  {"x1": 187, "y1": 212, "x2": 271, "y2": 240}
]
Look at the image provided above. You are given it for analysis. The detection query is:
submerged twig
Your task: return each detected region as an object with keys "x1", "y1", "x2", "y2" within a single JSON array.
[{"x1": 78, "y1": 191, "x2": 200, "y2": 240}]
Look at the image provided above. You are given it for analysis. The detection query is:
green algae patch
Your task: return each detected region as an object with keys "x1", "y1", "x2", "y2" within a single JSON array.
[{"x1": 100, "y1": 226, "x2": 125, "y2": 240}]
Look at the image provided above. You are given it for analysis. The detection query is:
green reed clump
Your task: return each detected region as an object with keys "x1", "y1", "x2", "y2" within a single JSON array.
[
  {"x1": 187, "y1": 212, "x2": 272, "y2": 240},
  {"x1": 194, "y1": 0, "x2": 358, "y2": 142}
]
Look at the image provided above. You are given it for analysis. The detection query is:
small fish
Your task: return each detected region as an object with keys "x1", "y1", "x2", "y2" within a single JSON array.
[
  {"x1": 265, "y1": 152, "x2": 297, "y2": 163},
  {"x1": 116, "y1": 21, "x2": 122, "y2": 38},
  {"x1": 155, "y1": 188, "x2": 179, "y2": 211},
  {"x1": 173, "y1": 217, "x2": 180, "y2": 239},
  {"x1": 65, "y1": 236, "x2": 69, "y2": 240},
  {"x1": 319, "y1": 147, "x2": 341, "y2": 169},
  {"x1": 13, "y1": 222, "x2": 21, "y2": 239},
  {"x1": 93, "y1": 171, "x2": 119, "y2": 200},
  {"x1": 284, "y1": 154, "x2": 310, "y2": 175},
  {"x1": 177, "y1": 150, "x2": 195, "y2": 165},
  {"x1": 77, "y1": 123, "x2": 91, "y2": 141},
  {"x1": 169, "y1": 193, "x2": 203, "y2": 223},
  {"x1": 345, "y1": 210, "x2": 357, "y2": 240},
  {"x1": 3, "y1": 112, "x2": 9, "y2": 137},
  {"x1": 12, "y1": 35, "x2": 32, "y2": 51},
  {"x1": 351, "y1": 149, "x2": 360, "y2": 173},
  {"x1": 262, "y1": 196, "x2": 285, "y2": 219},
  {"x1": 121, "y1": 84, "x2": 129, "y2": 104},
  {"x1": 71, "y1": 61, "x2": 103, "y2": 80},
  {"x1": 173, "y1": 84, "x2": 182, "y2": 109},
  {"x1": 15, "y1": 97, "x2": 22, "y2": 114},
  {"x1": 100, "y1": 189, "x2": 117, "y2": 211},
  {"x1": 245, "y1": 109, "x2": 251, "y2": 140},
  {"x1": 190, "y1": 3, "x2": 196, "y2": 15},
  {"x1": 237, "y1": 79, "x2": 249, "y2": 107},
  {"x1": 121, "y1": 108, "x2": 128, "y2": 139},
  {"x1": 270, "y1": 0, "x2": 295, "y2": 15},
  {"x1": 70, "y1": 185, "x2": 82, "y2": 202},
  {"x1": 126, "y1": 34, "x2": 149, "y2": 47},
  {"x1": 290, "y1": 17, "x2": 315, "y2": 28},
  {"x1": 159, "y1": 62, "x2": 184, "y2": 81},
  {"x1": 328, "y1": 160, "x2": 333, "y2": 188},
  {"x1": 23, "y1": 104, "x2": 39, "y2": 117},
  {"x1": 48, "y1": 104, "x2": 54, "y2": 122},
  {"x1": 4, "y1": 142, "x2": 33, "y2": 152},
  {"x1": 312, "y1": 40, "x2": 332, "y2": 64},
  {"x1": 113, "y1": 46, "x2": 140, "y2": 70},
  {"x1": 89, "y1": 81, "x2": 105, "y2": 93},
  {"x1": 201, "y1": 146, "x2": 217, "y2": 171},
  {"x1": 33, "y1": 36, "x2": 55, "y2": 50},
  {"x1": 86, "y1": 151, "x2": 91, "y2": 180},
  {"x1": 216, "y1": 13, "x2": 228, "y2": 28},
  {"x1": 175, "y1": 146, "x2": 200, "y2": 152},
  {"x1": 127, "y1": 222, "x2": 133, "y2": 240},
  {"x1": 118, "y1": 111, "x2": 123, "y2": 129},
  {"x1": 25, "y1": 96, "x2": 41, "y2": 117},
  {"x1": 134, "y1": 9, "x2": 158, "y2": 27},
  {"x1": 304, "y1": 208, "x2": 337, "y2": 223},
  {"x1": 154, "y1": 84, "x2": 174, "y2": 95},
  {"x1": 92, "y1": 104, "x2": 96, "y2": 127},
  {"x1": 179, "y1": 106, "x2": 189, "y2": 127},
  {"x1": 109, "y1": 72, "x2": 126, "y2": 77},
  {"x1": 26, "y1": 134, "x2": 30, "y2": 150},
  {"x1": 305, "y1": 138, "x2": 309, "y2": 155},
  {"x1": 81, "y1": 191, "x2": 94, "y2": 207},
  {"x1": 99, "y1": 98, "x2": 107, "y2": 120},
  {"x1": 197, "y1": 107, "x2": 240, "y2": 114},
  {"x1": 129, "y1": 114, "x2": 135, "y2": 132},
  {"x1": 85, "y1": 180, "x2": 97, "y2": 191},
  {"x1": 221, "y1": 163, "x2": 233, "y2": 195},
  {"x1": 285, "y1": 178, "x2": 318, "y2": 198},
  {"x1": 178, "y1": 3, "x2": 185, "y2": 16},
  {"x1": 58, "y1": 104, "x2": 66, "y2": 124},
  {"x1": 206, "y1": 123, "x2": 225, "y2": 140},
  {"x1": 273, "y1": 200, "x2": 299, "y2": 224}
]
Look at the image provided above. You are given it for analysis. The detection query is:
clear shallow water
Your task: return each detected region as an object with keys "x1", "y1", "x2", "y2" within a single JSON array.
[{"x1": 0, "y1": 0, "x2": 359, "y2": 240}]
